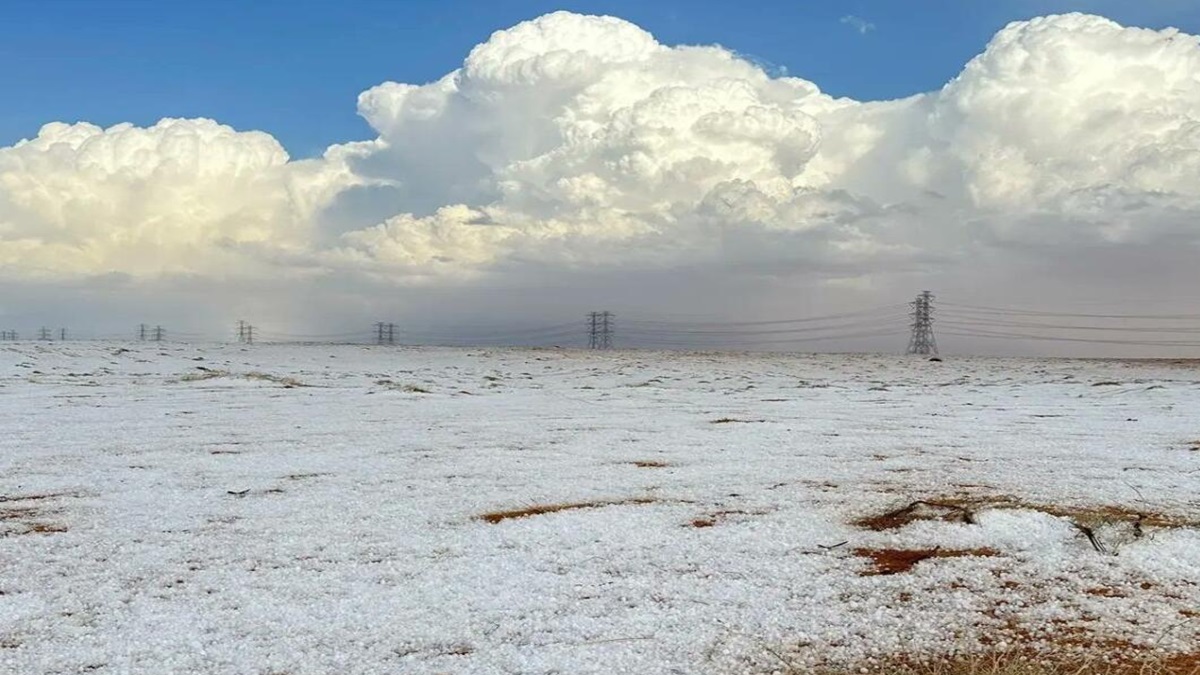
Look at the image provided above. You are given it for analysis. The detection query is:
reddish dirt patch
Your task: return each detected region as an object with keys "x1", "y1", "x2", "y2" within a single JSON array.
[
  {"x1": 854, "y1": 495, "x2": 1197, "y2": 532},
  {"x1": 854, "y1": 547, "x2": 999, "y2": 576},
  {"x1": 1084, "y1": 586, "x2": 1127, "y2": 598},
  {"x1": 479, "y1": 498, "x2": 657, "y2": 524},
  {"x1": 690, "y1": 518, "x2": 716, "y2": 528}
]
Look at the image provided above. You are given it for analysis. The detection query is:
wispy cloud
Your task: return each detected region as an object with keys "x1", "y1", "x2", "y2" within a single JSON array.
[{"x1": 840, "y1": 14, "x2": 876, "y2": 35}]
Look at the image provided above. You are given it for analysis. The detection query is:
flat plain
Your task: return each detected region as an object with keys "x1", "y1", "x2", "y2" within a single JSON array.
[{"x1": 1, "y1": 343, "x2": 1197, "y2": 674}]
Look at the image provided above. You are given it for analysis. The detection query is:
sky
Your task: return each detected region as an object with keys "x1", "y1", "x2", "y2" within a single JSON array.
[
  {"x1": 3, "y1": 1, "x2": 1200, "y2": 354},
  {"x1": 6, "y1": 0, "x2": 1200, "y2": 157}
]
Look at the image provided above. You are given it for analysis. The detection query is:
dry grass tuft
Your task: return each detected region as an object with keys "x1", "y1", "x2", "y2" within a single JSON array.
[
  {"x1": 478, "y1": 498, "x2": 657, "y2": 524},
  {"x1": 1, "y1": 493, "x2": 72, "y2": 537},
  {"x1": 375, "y1": 379, "x2": 430, "y2": 393},
  {"x1": 854, "y1": 546, "x2": 999, "y2": 575},
  {"x1": 629, "y1": 460, "x2": 670, "y2": 468},
  {"x1": 178, "y1": 369, "x2": 230, "y2": 382},
  {"x1": 0, "y1": 491, "x2": 80, "y2": 503},
  {"x1": 24, "y1": 522, "x2": 68, "y2": 534},
  {"x1": 854, "y1": 499, "x2": 986, "y2": 530},
  {"x1": 0, "y1": 506, "x2": 42, "y2": 521},
  {"x1": 243, "y1": 372, "x2": 306, "y2": 388},
  {"x1": 179, "y1": 370, "x2": 306, "y2": 387},
  {"x1": 709, "y1": 417, "x2": 765, "y2": 424}
]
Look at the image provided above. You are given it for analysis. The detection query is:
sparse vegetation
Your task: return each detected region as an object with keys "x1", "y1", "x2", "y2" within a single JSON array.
[
  {"x1": 243, "y1": 372, "x2": 306, "y2": 387},
  {"x1": 853, "y1": 546, "x2": 1000, "y2": 575},
  {"x1": 478, "y1": 498, "x2": 658, "y2": 524},
  {"x1": 177, "y1": 370, "x2": 306, "y2": 387},
  {"x1": 853, "y1": 495, "x2": 1199, "y2": 534},
  {"x1": 374, "y1": 379, "x2": 431, "y2": 393},
  {"x1": 178, "y1": 369, "x2": 230, "y2": 382},
  {"x1": 628, "y1": 460, "x2": 669, "y2": 468}
]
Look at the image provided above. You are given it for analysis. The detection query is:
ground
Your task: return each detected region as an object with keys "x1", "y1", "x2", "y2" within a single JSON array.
[{"x1": 1, "y1": 343, "x2": 1197, "y2": 674}]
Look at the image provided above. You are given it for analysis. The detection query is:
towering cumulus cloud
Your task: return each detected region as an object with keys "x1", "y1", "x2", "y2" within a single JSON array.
[
  {"x1": 0, "y1": 118, "x2": 354, "y2": 279},
  {"x1": 2, "y1": 11, "x2": 1198, "y2": 291}
]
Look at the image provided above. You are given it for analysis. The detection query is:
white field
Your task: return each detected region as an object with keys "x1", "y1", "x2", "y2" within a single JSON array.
[{"x1": 1, "y1": 343, "x2": 1198, "y2": 674}]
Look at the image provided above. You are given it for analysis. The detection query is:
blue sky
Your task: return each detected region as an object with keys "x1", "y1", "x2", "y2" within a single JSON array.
[{"x1": 4, "y1": 0, "x2": 1200, "y2": 157}]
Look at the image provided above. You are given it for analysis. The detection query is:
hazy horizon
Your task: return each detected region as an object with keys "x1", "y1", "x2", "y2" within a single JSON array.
[{"x1": 3, "y1": 2, "x2": 1200, "y2": 358}]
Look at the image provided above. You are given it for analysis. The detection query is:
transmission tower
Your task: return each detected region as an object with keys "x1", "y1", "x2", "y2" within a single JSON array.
[
  {"x1": 588, "y1": 311, "x2": 614, "y2": 350},
  {"x1": 0, "y1": 330, "x2": 15, "y2": 341},
  {"x1": 375, "y1": 322, "x2": 396, "y2": 345},
  {"x1": 153, "y1": 326, "x2": 165, "y2": 342},
  {"x1": 237, "y1": 320, "x2": 254, "y2": 345},
  {"x1": 38, "y1": 327, "x2": 52, "y2": 341},
  {"x1": 139, "y1": 324, "x2": 148, "y2": 341},
  {"x1": 906, "y1": 291, "x2": 938, "y2": 356}
]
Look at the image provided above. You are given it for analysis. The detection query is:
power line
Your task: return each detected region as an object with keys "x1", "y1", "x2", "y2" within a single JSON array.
[
  {"x1": 939, "y1": 302, "x2": 1200, "y2": 321},
  {"x1": 941, "y1": 328, "x2": 1200, "y2": 348},
  {"x1": 939, "y1": 318, "x2": 1200, "y2": 334}
]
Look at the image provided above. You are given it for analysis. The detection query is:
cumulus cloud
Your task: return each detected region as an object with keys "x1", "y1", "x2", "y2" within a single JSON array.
[
  {"x1": 0, "y1": 118, "x2": 357, "y2": 280},
  {"x1": 320, "y1": 10, "x2": 1200, "y2": 286},
  {"x1": 2, "y1": 10, "x2": 1199, "y2": 322}
]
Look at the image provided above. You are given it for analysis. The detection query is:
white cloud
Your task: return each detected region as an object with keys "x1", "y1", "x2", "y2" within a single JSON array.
[
  {"x1": 1, "y1": 10, "x2": 1199, "y2": 317},
  {"x1": 0, "y1": 118, "x2": 358, "y2": 280},
  {"x1": 840, "y1": 15, "x2": 877, "y2": 35}
]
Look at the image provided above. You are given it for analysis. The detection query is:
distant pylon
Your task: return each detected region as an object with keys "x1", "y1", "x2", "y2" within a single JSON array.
[
  {"x1": 153, "y1": 326, "x2": 165, "y2": 342},
  {"x1": 237, "y1": 320, "x2": 254, "y2": 345},
  {"x1": 38, "y1": 327, "x2": 53, "y2": 341},
  {"x1": 375, "y1": 322, "x2": 396, "y2": 345},
  {"x1": 906, "y1": 291, "x2": 938, "y2": 356},
  {"x1": 588, "y1": 311, "x2": 614, "y2": 350}
]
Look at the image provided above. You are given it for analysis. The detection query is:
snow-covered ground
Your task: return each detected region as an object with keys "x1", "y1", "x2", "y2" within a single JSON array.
[{"x1": 1, "y1": 343, "x2": 1197, "y2": 674}]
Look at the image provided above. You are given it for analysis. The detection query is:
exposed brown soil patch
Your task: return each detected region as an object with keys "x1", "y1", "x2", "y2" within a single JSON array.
[
  {"x1": 830, "y1": 651, "x2": 1200, "y2": 675},
  {"x1": 854, "y1": 495, "x2": 1198, "y2": 532},
  {"x1": 0, "y1": 506, "x2": 42, "y2": 521},
  {"x1": 709, "y1": 417, "x2": 765, "y2": 424},
  {"x1": 1083, "y1": 586, "x2": 1127, "y2": 598},
  {"x1": 479, "y1": 498, "x2": 657, "y2": 524},
  {"x1": 628, "y1": 460, "x2": 669, "y2": 468},
  {"x1": 854, "y1": 547, "x2": 999, "y2": 576},
  {"x1": 27, "y1": 522, "x2": 67, "y2": 533},
  {"x1": 854, "y1": 499, "x2": 984, "y2": 530},
  {"x1": 0, "y1": 491, "x2": 80, "y2": 503}
]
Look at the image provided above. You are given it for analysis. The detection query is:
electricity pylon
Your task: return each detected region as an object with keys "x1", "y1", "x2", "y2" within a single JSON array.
[
  {"x1": 906, "y1": 291, "x2": 938, "y2": 356},
  {"x1": 588, "y1": 311, "x2": 613, "y2": 350}
]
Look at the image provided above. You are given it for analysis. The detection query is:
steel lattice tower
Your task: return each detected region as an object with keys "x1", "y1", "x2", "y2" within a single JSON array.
[
  {"x1": 588, "y1": 311, "x2": 614, "y2": 350},
  {"x1": 906, "y1": 291, "x2": 938, "y2": 356},
  {"x1": 375, "y1": 322, "x2": 396, "y2": 345}
]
